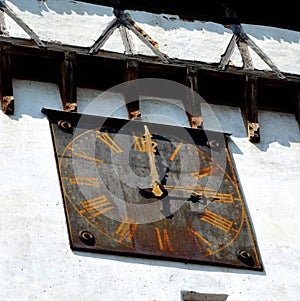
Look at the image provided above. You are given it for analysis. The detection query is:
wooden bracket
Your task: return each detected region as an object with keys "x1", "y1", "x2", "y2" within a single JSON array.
[
  {"x1": 0, "y1": 43, "x2": 14, "y2": 114},
  {"x1": 89, "y1": 9, "x2": 169, "y2": 63},
  {"x1": 124, "y1": 59, "x2": 140, "y2": 119},
  {"x1": 185, "y1": 65, "x2": 202, "y2": 128},
  {"x1": 236, "y1": 38, "x2": 253, "y2": 70},
  {"x1": 243, "y1": 74, "x2": 260, "y2": 142},
  {"x1": 60, "y1": 52, "x2": 77, "y2": 112},
  {"x1": 232, "y1": 24, "x2": 285, "y2": 80},
  {"x1": 219, "y1": 24, "x2": 285, "y2": 80},
  {"x1": 295, "y1": 85, "x2": 300, "y2": 130}
]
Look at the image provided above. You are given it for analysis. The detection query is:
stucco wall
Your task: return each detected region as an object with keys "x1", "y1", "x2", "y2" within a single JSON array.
[
  {"x1": 1, "y1": 1, "x2": 300, "y2": 300},
  {"x1": 3, "y1": 0, "x2": 300, "y2": 75},
  {"x1": 0, "y1": 79, "x2": 299, "y2": 301}
]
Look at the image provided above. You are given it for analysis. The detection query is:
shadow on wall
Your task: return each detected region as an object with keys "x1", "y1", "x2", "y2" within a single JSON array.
[
  {"x1": 7, "y1": 0, "x2": 113, "y2": 17},
  {"x1": 7, "y1": 0, "x2": 300, "y2": 44},
  {"x1": 254, "y1": 111, "x2": 300, "y2": 152}
]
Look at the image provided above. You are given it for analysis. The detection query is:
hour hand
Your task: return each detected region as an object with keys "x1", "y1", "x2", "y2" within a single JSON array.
[{"x1": 143, "y1": 125, "x2": 163, "y2": 197}]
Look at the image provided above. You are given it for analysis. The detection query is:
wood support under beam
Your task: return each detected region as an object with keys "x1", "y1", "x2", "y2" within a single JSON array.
[
  {"x1": 243, "y1": 74, "x2": 260, "y2": 142},
  {"x1": 236, "y1": 38, "x2": 253, "y2": 70},
  {"x1": 0, "y1": 43, "x2": 14, "y2": 114},
  {"x1": 60, "y1": 52, "x2": 77, "y2": 112},
  {"x1": 124, "y1": 59, "x2": 140, "y2": 119},
  {"x1": 295, "y1": 85, "x2": 300, "y2": 130},
  {"x1": 185, "y1": 66, "x2": 202, "y2": 128}
]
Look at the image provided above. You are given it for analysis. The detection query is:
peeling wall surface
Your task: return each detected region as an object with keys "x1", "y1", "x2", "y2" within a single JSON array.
[{"x1": 0, "y1": 1, "x2": 300, "y2": 301}]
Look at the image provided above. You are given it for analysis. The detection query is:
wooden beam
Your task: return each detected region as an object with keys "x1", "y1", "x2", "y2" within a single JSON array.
[
  {"x1": 231, "y1": 24, "x2": 285, "y2": 80},
  {"x1": 243, "y1": 74, "x2": 260, "y2": 142},
  {"x1": 119, "y1": 25, "x2": 134, "y2": 54},
  {"x1": 295, "y1": 85, "x2": 300, "y2": 129},
  {"x1": 0, "y1": 10, "x2": 9, "y2": 37},
  {"x1": 119, "y1": 10, "x2": 169, "y2": 64},
  {"x1": 0, "y1": 1, "x2": 45, "y2": 47},
  {"x1": 124, "y1": 59, "x2": 140, "y2": 119},
  {"x1": 0, "y1": 43, "x2": 13, "y2": 114},
  {"x1": 218, "y1": 35, "x2": 237, "y2": 71},
  {"x1": 185, "y1": 66, "x2": 202, "y2": 128},
  {"x1": 60, "y1": 52, "x2": 77, "y2": 112},
  {"x1": 88, "y1": 18, "x2": 120, "y2": 55},
  {"x1": 236, "y1": 38, "x2": 253, "y2": 70}
]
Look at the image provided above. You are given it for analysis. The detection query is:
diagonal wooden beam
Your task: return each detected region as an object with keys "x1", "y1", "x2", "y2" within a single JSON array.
[
  {"x1": 231, "y1": 24, "x2": 285, "y2": 80},
  {"x1": 0, "y1": 10, "x2": 9, "y2": 37},
  {"x1": 88, "y1": 17, "x2": 121, "y2": 54},
  {"x1": 218, "y1": 34, "x2": 237, "y2": 71},
  {"x1": 0, "y1": 1, "x2": 45, "y2": 47},
  {"x1": 0, "y1": 43, "x2": 14, "y2": 114},
  {"x1": 116, "y1": 10, "x2": 169, "y2": 64}
]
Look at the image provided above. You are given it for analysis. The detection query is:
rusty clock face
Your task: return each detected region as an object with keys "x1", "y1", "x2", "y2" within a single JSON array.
[{"x1": 43, "y1": 108, "x2": 263, "y2": 270}]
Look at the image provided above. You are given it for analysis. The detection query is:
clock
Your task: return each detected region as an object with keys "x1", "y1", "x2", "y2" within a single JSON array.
[{"x1": 42, "y1": 108, "x2": 263, "y2": 271}]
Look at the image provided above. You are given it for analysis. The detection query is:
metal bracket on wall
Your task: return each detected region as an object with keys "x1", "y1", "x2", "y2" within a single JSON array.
[
  {"x1": 218, "y1": 24, "x2": 285, "y2": 80},
  {"x1": 0, "y1": 1, "x2": 45, "y2": 48},
  {"x1": 89, "y1": 9, "x2": 169, "y2": 63}
]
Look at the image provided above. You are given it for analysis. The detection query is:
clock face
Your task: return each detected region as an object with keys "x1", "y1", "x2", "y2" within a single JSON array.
[{"x1": 44, "y1": 108, "x2": 263, "y2": 271}]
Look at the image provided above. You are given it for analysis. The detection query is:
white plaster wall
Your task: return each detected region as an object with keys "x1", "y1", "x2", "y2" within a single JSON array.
[
  {"x1": 0, "y1": 80, "x2": 299, "y2": 301},
  {"x1": 3, "y1": 0, "x2": 300, "y2": 75},
  {"x1": 1, "y1": 1, "x2": 300, "y2": 300}
]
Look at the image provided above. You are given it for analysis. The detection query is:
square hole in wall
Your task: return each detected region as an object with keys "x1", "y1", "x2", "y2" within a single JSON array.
[{"x1": 181, "y1": 291, "x2": 228, "y2": 301}]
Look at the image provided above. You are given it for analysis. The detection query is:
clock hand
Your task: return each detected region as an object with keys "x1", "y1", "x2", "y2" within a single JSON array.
[
  {"x1": 144, "y1": 125, "x2": 163, "y2": 197},
  {"x1": 162, "y1": 184, "x2": 220, "y2": 198}
]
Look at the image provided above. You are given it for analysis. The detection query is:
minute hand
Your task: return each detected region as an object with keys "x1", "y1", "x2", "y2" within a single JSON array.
[{"x1": 144, "y1": 125, "x2": 163, "y2": 197}]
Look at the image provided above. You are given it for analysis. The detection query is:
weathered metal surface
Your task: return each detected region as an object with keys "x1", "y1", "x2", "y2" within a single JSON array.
[{"x1": 43, "y1": 108, "x2": 263, "y2": 271}]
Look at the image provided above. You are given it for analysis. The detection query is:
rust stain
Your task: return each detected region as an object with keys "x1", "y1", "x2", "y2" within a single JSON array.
[{"x1": 125, "y1": 13, "x2": 159, "y2": 49}]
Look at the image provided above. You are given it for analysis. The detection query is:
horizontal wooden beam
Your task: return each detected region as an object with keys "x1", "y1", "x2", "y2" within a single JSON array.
[{"x1": 0, "y1": 37, "x2": 299, "y2": 133}]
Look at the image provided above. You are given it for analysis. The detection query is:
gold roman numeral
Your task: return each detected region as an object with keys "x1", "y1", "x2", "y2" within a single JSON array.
[
  {"x1": 200, "y1": 209, "x2": 233, "y2": 232},
  {"x1": 155, "y1": 228, "x2": 174, "y2": 252},
  {"x1": 114, "y1": 216, "x2": 138, "y2": 243},
  {"x1": 169, "y1": 143, "x2": 183, "y2": 161},
  {"x1": 79, "y1": 195, "x2": 114, "y2": 217},
  {"x1": 67, "y1": 145, "x2": 104, "y2": 168},
  {"x1": 69, "y1": 177, "x2": 100, "y2": 187},
  {"x1": 188, "y1": 227, "x2": 213, "y2": 255},
  {"x1": 212, "y1": 192, "x2": 234, "y2": 204},
  {"x1": 97, "y1": 132, "x2": 123, "y2": 154},
  {"x1": 191, "y1": 166, "x2": 220, "y2": 179},
  {"x1": 133, "y1": 134, "x2": 148, "y2": 152}
]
